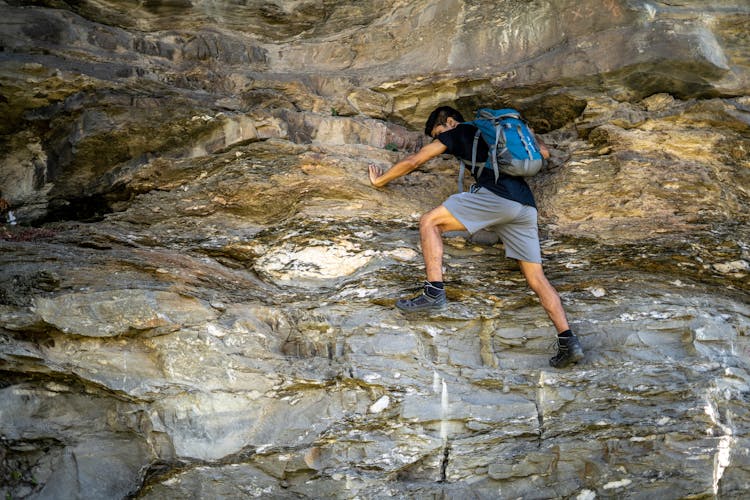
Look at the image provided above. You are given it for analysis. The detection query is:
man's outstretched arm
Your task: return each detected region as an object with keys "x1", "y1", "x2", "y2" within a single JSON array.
[{"x1": 369, "y1": 140, "x2": 448, "y2": 188}]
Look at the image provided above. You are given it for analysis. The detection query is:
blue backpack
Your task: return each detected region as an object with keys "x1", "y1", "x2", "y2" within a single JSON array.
[{"x1": 458, "y1": 108, "x2": 544, "y2": 191}]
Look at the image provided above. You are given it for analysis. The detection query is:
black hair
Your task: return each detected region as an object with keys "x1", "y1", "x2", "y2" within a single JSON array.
[{"x1": 424, "y1": 106, "x2": 465, "y2": 137}]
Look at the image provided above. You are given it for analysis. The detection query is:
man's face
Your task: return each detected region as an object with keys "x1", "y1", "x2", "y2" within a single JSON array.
[{"x1": 431, "y1": 117, "x2": 459, "y2": 138}]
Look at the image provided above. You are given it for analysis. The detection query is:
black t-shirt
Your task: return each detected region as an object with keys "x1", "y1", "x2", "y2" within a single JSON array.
[{"x1": 437, "y1": 123, "x2": 536, "y2": 208}]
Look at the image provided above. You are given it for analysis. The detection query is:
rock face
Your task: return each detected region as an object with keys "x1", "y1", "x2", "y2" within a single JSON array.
[
  {"x1": 2, "y1": 0, "x2": 749, "y2": 223},
  {"x1": 1, "y1": 1, "x2": 749, "y2": 499}
]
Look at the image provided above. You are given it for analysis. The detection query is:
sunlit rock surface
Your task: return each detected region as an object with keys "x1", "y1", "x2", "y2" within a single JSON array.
[{"x1": 1, "y1": 0, "x2": 749, "y2": 498}]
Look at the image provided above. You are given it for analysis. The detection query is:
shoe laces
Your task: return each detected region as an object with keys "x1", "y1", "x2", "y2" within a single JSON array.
[
  {"x1": 400, "y1": 282, "x2": 430, "y2": 301},
  {"x1": 549, "y1": 337, "x2": 562, "y2": 352},
  {"x1": 550, "y1": 335, "x2": 572, "y2": 352}
]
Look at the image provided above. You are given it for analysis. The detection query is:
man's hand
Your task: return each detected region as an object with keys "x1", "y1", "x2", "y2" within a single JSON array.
[{"x1": 368, "y1": 164, "x2": 385, "y2": 187}]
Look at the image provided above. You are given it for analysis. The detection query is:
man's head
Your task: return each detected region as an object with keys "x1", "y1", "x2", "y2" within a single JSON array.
[{"x1": 424, "y1": 106, "x2": 465, "y2": 138}]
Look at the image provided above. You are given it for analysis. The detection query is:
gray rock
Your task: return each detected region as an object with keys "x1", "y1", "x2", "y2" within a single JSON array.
[{"x1": 1, "y1": 1, "x2": 749, "y2": 498}]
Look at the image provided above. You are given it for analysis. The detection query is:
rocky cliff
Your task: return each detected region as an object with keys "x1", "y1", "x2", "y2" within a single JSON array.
[{"x1": 1, "y1": 1, "x2": 749, "y2": 498}]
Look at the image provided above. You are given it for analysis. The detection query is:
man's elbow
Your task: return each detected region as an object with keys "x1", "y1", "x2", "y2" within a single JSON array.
[
  {"x1": 404, "y1": 155, "x2": 424, "y2": 172},
  {"x1": 537, "y1": 141, "x2": 550, "y2": 160}
]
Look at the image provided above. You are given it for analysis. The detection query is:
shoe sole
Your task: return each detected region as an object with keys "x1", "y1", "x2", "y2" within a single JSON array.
[
  {"x1": 395, "y1": 302, "x2": 446, "y2": 312},
  {"x1": 550, "y1": 350, "x2": 584, "y2": 368}
]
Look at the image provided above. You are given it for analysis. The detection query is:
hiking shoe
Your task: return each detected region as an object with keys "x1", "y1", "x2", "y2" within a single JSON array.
[
  {"x1": 396, "y1": 282, "x2": 447, "y2": 312},
  {"x1": 549, "y1": 333, "x2": 584, "y2": 368}
]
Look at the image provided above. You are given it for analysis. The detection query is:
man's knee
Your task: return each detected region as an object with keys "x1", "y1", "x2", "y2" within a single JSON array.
[
  {"x1": 419, "y1": 212, "x2": 435, "y2": 232},
  {"x1": 421, "y1": 205, "x2": 465, "y2": 234},
  {"x1": 420, "y1": 209, "x2": 445, "y2": 233}
]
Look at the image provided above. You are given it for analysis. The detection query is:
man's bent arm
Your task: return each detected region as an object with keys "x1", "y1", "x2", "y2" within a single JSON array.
[
  {"x1": 370, "y1": 140, "x2": 448, "y2": 188},
  {"x1": 534, "y1": 133, "x2": 550, "y2": 160}
]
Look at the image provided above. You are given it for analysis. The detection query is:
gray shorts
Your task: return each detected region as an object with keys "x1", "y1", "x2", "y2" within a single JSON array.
[{"x1": 443, "y1": 187, "x2": 542, "y2": 263}]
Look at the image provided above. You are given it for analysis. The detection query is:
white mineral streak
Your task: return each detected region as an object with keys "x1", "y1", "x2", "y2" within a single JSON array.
[
  {"x1": 255, "y1": 241, "x2": 373, "y2": 283},
  {"x1": 386, "y1": 247, "x2": 419, "y2": 261},
  {"x1": 705, "y1": 391, "x2": 736, "y2": 495},
  {"x1": 603, "y1": 479, "x2": 632, "y2": 489},
  {"x1": 440, "y1": 379, "x2": 449, "y2": 442},
  {"x1": 576, "y1": 489, "x2": 597, "y2": 500},
  {"x1": 713, "y1": 260, "x2": 749, "y2": 274},
  {"x1": 369, "y1": 395, "x2": 390, "y2": 414}
]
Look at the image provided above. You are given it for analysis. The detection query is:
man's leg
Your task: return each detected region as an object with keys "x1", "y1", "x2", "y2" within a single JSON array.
[
  {"x1": 420, "y1": 205, "x2": 467, "y2": 281},
  {"x1": 396, "y1": 205, "x2": 466, "y2": 311},
  {"x1": 518, "y1": 260, "x2": 584, "y2": 367},
  {"x1": 517, "y1": 260, "x2": 569, "y2": 333}
]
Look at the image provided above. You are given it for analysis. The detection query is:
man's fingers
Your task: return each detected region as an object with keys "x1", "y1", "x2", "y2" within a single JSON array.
[{"x1": 368, "y1": 164, "x2": 383, "y2": 187}]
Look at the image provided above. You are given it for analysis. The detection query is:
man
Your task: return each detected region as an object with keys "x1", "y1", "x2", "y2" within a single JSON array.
[{"x1": 368, "y1": 106, "x2": 584, "y2": 368}]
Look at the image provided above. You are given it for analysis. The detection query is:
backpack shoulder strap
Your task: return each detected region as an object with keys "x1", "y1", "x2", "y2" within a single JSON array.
[
  {"x1": 458, "y1": 160, "x2": 466, "y2": 193},
  {"x1": 453, "y1": 123, "x2": 484, "y2": 193},
  {"x1": 471, "y1": 128, "x2": 481, "y2": 175}
]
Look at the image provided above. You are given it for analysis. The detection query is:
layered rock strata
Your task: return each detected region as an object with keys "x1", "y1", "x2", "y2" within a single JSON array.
[{"x1": 1, "y1": 1, "x2": 749, "y2": 498}]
